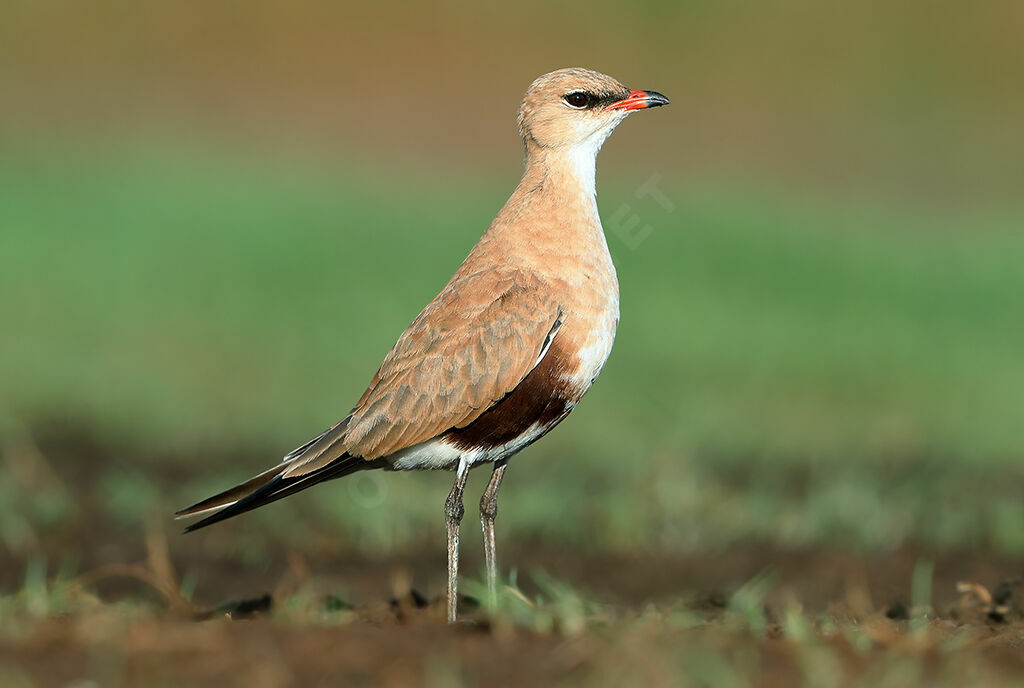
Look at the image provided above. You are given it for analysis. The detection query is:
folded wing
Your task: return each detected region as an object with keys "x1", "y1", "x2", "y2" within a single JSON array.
[{"x1": 282, "y1": 269, "x2": 563, "y2": 478}]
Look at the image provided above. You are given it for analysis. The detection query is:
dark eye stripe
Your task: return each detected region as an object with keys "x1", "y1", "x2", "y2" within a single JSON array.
[{"x1": 595, "y1": 90, "x2": 632, "y2": 109}]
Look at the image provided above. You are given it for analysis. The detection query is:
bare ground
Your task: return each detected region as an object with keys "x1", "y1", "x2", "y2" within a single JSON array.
[
  {"x1": 5, "y1": 541, "x2": 1024, "y2": 687},
  {"x1": 5, "y1": 429, "x2": 1024, "y2": 686}
]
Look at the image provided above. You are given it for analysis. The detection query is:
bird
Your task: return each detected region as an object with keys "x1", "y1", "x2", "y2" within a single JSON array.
[{"x1": 176, "y1": 67, "x2": 669, "y2": 622}]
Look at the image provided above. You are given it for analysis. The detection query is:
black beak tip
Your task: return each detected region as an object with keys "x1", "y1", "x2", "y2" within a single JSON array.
[{"x1": 644, "y1": 90, "x2": 670, "y2": 108}]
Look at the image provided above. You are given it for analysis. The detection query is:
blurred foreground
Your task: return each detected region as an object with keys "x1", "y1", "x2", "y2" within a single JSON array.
[{"x1": 5, "y1": 519, "x2": 1024, "y2": 687}]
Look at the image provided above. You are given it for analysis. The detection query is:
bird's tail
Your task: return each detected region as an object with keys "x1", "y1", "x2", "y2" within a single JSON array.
[
  {"x1": 175, "y1": 416, "x2": 387, "y2": 533},
  {"x1": 175, "y1": 453, "x2": 382, "y2": 533},
  {"x1": 175, "y1": 462, "x2": 290, "y2": 521}
]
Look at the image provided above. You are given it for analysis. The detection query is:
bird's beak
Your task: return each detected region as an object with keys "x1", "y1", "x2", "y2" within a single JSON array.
[{"x1": 605, "y1": 89, "x2": 670, "y2": 112}]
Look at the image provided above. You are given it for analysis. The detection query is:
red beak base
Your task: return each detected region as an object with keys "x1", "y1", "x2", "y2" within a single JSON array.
[{"x1": 605, "y1": 89, "x2": 671, "y2": 112}]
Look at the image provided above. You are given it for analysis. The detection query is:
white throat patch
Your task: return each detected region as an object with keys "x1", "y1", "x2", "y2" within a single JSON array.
[{"x1": 564, "y1": 116, "x2": 626, "y2": 200}]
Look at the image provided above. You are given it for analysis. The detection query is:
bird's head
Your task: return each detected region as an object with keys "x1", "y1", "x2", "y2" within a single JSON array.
[{"x1": 517, "y1": 68, "x2": 669, "y2": 152}]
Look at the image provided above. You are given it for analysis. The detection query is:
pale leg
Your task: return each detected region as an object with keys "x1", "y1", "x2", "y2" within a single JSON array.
[
  {"x1": 479, "y1": 460, "x2": 507, "y2": 606},
  {"x1": 444, "y1": 457, "x2": 470, "y2": 623}
]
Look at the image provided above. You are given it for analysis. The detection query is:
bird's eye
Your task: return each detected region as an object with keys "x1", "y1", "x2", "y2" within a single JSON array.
[{"x1": 564, "y1": 92, "x2": 591, "y2": 109}]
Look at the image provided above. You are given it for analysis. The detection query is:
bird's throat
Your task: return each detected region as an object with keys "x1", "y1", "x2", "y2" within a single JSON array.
[{"x1": 522, "y1": 139, "x2": 602, "y2": 212}]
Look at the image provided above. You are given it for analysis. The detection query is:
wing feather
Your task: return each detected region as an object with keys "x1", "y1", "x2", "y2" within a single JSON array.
[
  {"x1": 343, "y1": 269, "x2": 562, "y2": 460},
  {"x1": 179, "y1": 267, "x2": 564, "y2": 527}
]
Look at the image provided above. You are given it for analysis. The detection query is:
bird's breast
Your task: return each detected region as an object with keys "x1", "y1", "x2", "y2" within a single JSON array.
[{"x1": 559, "y1": 286, "x2": 619, "y2": 395}]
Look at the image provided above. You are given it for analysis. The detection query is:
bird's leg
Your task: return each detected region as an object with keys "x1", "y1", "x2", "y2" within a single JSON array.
[
  {"x1": 479, "y1": 460, "x2": 508, "y2": 606},
  {"x1": 444, "y1": 457, "x2": 470, "y2": 623}
]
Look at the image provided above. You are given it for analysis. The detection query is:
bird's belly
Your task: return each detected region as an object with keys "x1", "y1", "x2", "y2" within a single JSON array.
[
  {"x1": 464, "y1": 419, "x2": 561, "y2": 466},
  {"x1": 388, "y1": 417, "x2": 563, "y2": 471}
]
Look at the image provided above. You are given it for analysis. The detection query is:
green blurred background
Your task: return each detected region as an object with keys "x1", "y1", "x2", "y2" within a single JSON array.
[{"x1": 1, "y1": 0, "x2": 1022, "y2": 584}]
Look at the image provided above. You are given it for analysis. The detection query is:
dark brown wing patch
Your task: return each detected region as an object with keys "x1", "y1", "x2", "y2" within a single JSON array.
[{"x1": 444, "y1": 335, "x2": 577, "y2": 451}]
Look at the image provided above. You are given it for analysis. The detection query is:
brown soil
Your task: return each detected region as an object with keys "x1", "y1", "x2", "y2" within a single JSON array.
[
  {"x1": 5, "y1": 429, "x2": 1024, "y2": 686},
  {"x1": 5, "y1": 543, "x2": 1024, "y2": 687}
]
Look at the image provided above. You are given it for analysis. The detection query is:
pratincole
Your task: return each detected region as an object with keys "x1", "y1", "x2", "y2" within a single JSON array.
[{"x1": 177, "y1": 68, "x2": 669, "y2": 622}]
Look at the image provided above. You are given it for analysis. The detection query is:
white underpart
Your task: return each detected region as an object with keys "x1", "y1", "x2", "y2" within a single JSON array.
[
  {"x1": 565, "y1": 112, "x2": 628, "y2": 200},
  {"x1": 388, "y1": 416, "x2": 569, "y2": 472},
  {"x1": 558, "y1": 116, "x2": 624, "y2": 399},
  {"x1": 472, "y1": 420, "x2": 562, "y2": 465},
  {"x1": 389, "y1": 437, "x2": 464, "y2": 470},
  {"x1": 566, "y1": 138, "x2": 601, "y2": 200},
  {"x1": 567, "y1": 320, "x2": 618, "y2": 391}
]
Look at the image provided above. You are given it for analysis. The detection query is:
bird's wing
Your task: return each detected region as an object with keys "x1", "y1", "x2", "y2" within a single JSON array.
[{"x1": 283, "y1": 269, "x2": 562, "y2": 475}]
